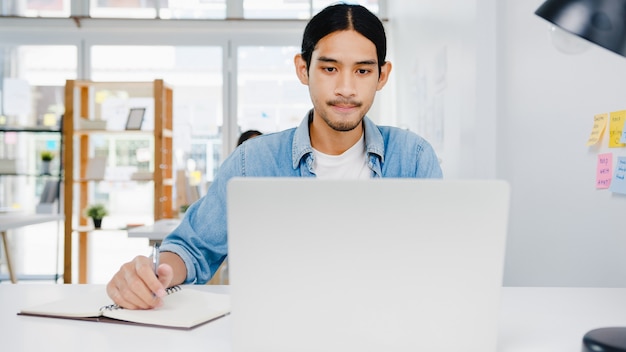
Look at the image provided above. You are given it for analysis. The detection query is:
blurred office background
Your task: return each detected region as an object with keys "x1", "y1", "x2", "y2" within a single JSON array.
[{"x1": 2, "y1": 0, "x2": 626, "y2": 288}]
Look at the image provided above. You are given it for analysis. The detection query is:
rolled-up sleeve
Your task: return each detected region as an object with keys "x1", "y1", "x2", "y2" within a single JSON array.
[{"x1": 159, "y1": 149, "x2": 241, "y2": 284}]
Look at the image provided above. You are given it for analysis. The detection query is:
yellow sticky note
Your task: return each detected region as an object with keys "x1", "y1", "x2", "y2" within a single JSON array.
[
  {"x1": 190, "y1": 171, "x2": 202, "y2": 185},
  {"x1": 586, "y1": 113, "x2": 608, "y2": 146},
  {"x1": 609, "y1": 110, "x2": 626, "y2": 148},
  {"x1": 43, "y1": 113, "x2": 57, "y2": 127},
  {"x1": 95, "y1": 90, "x2": 110, "y2": 104}
]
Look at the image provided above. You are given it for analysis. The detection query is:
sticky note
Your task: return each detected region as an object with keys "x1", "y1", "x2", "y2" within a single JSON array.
[
  {"x1": 609, "y1": 156, "x2": 626, "y2": 195},
  {"x1": 596, "y1": 153, "x2": 612, "y2": 189},
  {"x1": 586, "y1": 113, "x2": 608, "y2": 146},
  {"x1": 4, "y1": 132, "x2": 17, "y2": 145},
  {"x1": 621, "y1": 116, "x2": 626, "y2": 144},
  {"x1": 609, "y1": 110, "x2": 626, "y2": 148}
]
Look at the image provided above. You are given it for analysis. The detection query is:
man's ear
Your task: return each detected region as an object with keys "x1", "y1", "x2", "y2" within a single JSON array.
[
  {"x1": 376, "y1": 61, "x2": 392, "y2": 91},
  {"x1": 294, "y1": 54, "x2": 309, "y2": 85}
]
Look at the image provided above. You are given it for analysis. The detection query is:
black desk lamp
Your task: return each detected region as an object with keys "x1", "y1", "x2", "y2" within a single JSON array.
[
  {"x1": 535, "y1": 1, "x2": 626, "y2": 351},
  {"x1": 535, "y1": 0, "x2": 626, "y2": 57}
]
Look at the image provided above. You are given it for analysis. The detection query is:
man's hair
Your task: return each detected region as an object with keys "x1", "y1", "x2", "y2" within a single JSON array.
[
  {"x1": 300, "y1": 3, "x2": 387, "y2": 74},
  {"x1": 237, "y1": 129, "x2": 262, "y2": 146}
]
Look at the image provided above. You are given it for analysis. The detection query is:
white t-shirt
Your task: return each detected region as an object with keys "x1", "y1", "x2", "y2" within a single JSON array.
[{"x1": 312, "y1": 133, "x2": 370, "y2": 179}]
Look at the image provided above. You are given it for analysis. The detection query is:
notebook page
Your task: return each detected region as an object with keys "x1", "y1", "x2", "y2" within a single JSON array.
[
  {"x1": 103, "y1": 288, "x2": 230, "y2": 329},
  {"x1": 19, "y1": 288, "x2": 109, "y2": 318}
]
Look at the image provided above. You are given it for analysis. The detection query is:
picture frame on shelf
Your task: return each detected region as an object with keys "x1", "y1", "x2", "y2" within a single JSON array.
[{"x1": 125, "y1": 107, "x2": 146, "y2": 130}]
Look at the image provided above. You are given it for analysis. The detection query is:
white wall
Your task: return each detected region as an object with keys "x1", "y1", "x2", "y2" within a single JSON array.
[
  {"x1": 498, "y1": 0, "x2": 626, "y2": 287},
  {"x1": 387, "y1": 0, "x2": 497, "y2": 179},
  {"x1": 389, "y1": 0, "x2": 626, "y2": 287}
]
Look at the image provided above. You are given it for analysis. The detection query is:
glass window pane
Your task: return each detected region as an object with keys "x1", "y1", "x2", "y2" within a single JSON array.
[
  {"x1": 1, "y1": 45, "x2": 76, "y2": 127},
  {"x1": 0, "y1": 45, "x2": 76, "y2": 278},
  {"x1": 90, "y1": 0, "x2": 226, "y2": 19},
  {"x1": 1, "y1": 0, "x2": 70, "y2": 17},
  {"x1": 313, "y1": 0, "x2": 378, "y2": 15},
  {"x1": 90, "y1": 0, "x2": 157, "y2": 18},
  {"x1": 91, "y1": 45, "x2": 223, "y2": 185},
  {"x1": 244, "y1": 0, "x2": 310, "y2": 19},
  {"x1": 243, "y1": 0, "x2": 379, "y2": 19},
  {"x1": 237, "y1": 46, "x2": 310, "y2": 134},
  {"x1": 159, "y1": 0, "x2": 226, "y2": 19}
]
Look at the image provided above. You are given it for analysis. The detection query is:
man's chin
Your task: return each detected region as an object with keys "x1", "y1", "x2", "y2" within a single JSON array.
[
  {"x1": 326, "y1": 118, "x2": 362, "y2": 132},
  {"x1": 315, "y1": 108, "x2": 364, "y2": 132}
]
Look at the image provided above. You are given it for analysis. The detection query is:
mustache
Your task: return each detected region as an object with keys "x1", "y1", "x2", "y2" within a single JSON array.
[{"x1": 326, "y1": 99, "x2": 362, "y2": 107}]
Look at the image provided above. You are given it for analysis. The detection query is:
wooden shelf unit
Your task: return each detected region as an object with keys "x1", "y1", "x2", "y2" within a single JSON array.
[{"x1": 62, "y1": 79, "x2": 174, "y2": 284}]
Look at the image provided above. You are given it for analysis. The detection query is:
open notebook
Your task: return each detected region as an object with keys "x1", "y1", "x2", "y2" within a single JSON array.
[{"x1": 18, "y1": 286, "x2": 230, "y2": 330}]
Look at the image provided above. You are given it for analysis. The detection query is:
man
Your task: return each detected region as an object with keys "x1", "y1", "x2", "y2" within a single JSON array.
[
  {"x1": 236, "y1": 129, "x2": 262, "y2": 147},
  {"x1": 107, "y1": 3, "x2": 443, "y2": 309}
]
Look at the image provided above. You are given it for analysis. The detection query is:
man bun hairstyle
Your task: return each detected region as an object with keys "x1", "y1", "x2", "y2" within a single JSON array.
[{"x1": 300, "y1": 3, "x2": 387, "y2": 74}]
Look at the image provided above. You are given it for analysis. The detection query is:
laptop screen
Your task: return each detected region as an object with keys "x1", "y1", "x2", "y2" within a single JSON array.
[{"x1": 227, "y1": 178, "x2": 510, "y2": 352}]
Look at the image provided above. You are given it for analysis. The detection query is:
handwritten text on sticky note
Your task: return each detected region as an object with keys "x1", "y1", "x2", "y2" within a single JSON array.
[
  {"x1": 610, "y1": 157, "x2": 626, "y2": 195},
  {"x1": 596, "y1": 153, "x2": 612, "y2": 189},
  {"x1": 609, "y1": 110, "x2": 626, "y2": 148},
  {"x1": 587, "y1": 113, "x2": 608, "y2": 146}
]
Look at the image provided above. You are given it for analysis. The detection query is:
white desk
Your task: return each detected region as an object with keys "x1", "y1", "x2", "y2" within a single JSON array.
[
  {"x1": 0, "y1": 213, "x2": 64, "y2": 283},
  {"x1": 126, "y1": 218, "x2": 181, "y2": 245},
  {"x1": 2, "y1": 285, "x2": 626, "y2": 351},
  {"x1": 2, "y1": 284, "x2": 230, "y2": 351}
]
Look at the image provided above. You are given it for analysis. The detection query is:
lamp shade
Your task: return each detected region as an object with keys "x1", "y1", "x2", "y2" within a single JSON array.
[{"x1": 535, "y1": 0, "x2": 626, "y2": 57}]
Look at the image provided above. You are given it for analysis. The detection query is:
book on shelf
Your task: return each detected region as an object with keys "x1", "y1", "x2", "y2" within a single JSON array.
[
  {"x1": 18, "y1": 286, "x2": 230, "y2": 330},
  {"x1": 85, "y1": 156, "x2": 107, "y2": 180},
  {"x1": 36, "y1": 180, "x2": 60, "y2": 214},
  {"x1": 78, "y1": 118, "x2": 107, "y2": 130},
  {"x1": 0, "y1": 159, "x2": 17, "y2": 173},
  {"x1": 38, "y1": 180, "x2": 59, "y2": 204},
  {"x1": 130, "y1": 170, "x2": 153, "y2": 181}
]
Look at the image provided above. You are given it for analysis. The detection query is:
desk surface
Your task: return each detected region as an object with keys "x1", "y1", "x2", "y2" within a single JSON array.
[
  {"x1": 126, "y1": 218, "x2": 180, "y2": 241},
  {"x1": 0, "y1": 213, "x2": 64, "y2": 231},
  {"x1": 2, "y1": 285, "x2": 626, "y2": 351},
  {"x1": 2, "y1": 284, "x2": 231, "y2": 351}
]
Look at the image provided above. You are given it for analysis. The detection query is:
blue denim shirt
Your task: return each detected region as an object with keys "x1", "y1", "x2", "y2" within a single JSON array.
[{"x1": 159, "y1": 113, "x2": 443, "y2": 284}]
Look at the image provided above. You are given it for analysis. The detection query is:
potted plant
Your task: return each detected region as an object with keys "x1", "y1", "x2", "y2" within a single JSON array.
[
  {"x1": 40, "y1": 151, "x2": 54, "y2": 175},
  {"x1": 84, "y1": 203, "x2": 108, "y2": 229},
  {"x1": 179, "y1": 204, "x2": 190, "y2": 218}
]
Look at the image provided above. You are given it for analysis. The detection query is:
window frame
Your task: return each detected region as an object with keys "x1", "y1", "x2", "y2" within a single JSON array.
[
  {"x1": 0, "y1": 17, "x2": 305, "y2": 157},
  {"x1": 0, "y1": 0, "x2": 387, "y2": 20}
]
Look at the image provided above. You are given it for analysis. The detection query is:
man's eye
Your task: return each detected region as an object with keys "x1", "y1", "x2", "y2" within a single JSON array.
[
  {"x1": 323, "y1": 67, "x2": 336, "y2": 72},
  {"x1": 357, "y1": 69, "x2": 370, "y2": 74}
]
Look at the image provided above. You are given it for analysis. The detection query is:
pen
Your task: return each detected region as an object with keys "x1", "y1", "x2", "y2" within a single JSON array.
[{"x1": 151, "y1": 243, "x2": 160, "y2": 278}]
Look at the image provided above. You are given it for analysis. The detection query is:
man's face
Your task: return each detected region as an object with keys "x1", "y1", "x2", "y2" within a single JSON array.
[{"x1": 295, "y1": 30, "x2": 391, "y2": 133}]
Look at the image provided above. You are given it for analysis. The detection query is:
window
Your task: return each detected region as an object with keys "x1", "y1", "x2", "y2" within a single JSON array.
[
  {"x1": 0, "y1": 0, "x2": 388, "y2": 283},
  {"x1": 1, "y1": 0, "x2": 382, "y2": 19},
  {"x1": 90, "y1": 0, "x2": 227, "y2": 19},
  {"x1": 91, "y1": 45, "x2": 223, "y2": 212},
  {"x1": 237, "y1": 45, "x2": 310, "y2": 133},
  {"x1": 243, "y1": 0, "x2": 380, "y2": 19},
  {"x1": 0, "y1": 0, "x2": 71, "y2": 17},
  {"x1": 0, "y1": 45, "x2": 76, "y2": 281}
]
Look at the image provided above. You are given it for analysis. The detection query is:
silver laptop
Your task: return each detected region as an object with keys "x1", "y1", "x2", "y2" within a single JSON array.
[{"x1": 227, "y1": 178, "x2": 510, "y2": 352}]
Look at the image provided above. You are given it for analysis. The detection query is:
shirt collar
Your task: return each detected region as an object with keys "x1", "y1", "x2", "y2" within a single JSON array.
[{"x1": 292, "y1": 110, "x2": 385, "y2": 169}]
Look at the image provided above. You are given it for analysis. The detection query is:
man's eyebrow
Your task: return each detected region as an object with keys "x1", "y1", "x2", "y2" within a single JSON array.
[
  {"x1": 317, "y1": 56, "x2": 377, "y2": 66},
  {"x1": 356, "y1": 59, "x2": 377, "y2": 66},
  {"x1": 317, "y1": 56, "x2": 338, "y2": 63}
]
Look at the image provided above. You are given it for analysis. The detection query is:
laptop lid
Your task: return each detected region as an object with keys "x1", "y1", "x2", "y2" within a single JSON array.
[{"x1": 227, "y1": 178, "x2": 510, "y2": 352}]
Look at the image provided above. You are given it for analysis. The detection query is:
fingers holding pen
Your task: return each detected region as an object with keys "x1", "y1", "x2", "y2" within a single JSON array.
[
  {"x1": 106, "y1": 255, "x2": 164, "y2": 309},
  {"x1": 156, "y1": 263, "x2": 174, "y2": 289}
]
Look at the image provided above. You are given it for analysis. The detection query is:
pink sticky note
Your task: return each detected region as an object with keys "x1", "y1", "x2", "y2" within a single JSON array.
[
  {"x1": 4, "y1": 132, "x2": 17, "y2": 145},
  {"x1": 596, "y1": 153, "x2": 612, "y2": 189}
]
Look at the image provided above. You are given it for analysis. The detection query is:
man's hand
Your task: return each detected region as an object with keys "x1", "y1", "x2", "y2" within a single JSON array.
[{"x1": 106, "y1": 255, "x2": 173, "y2": 309}]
